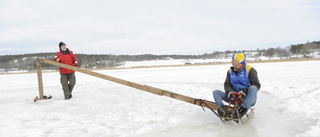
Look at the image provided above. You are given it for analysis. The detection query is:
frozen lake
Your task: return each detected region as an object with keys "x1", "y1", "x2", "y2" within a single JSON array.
[{"x1": 0, "y1": 60, "x2": 319, "y2": 137}]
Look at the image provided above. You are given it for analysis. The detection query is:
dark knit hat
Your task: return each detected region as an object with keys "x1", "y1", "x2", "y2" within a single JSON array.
[{"x1": 59, "y1": 42, "x2": 66, "y2": 49}]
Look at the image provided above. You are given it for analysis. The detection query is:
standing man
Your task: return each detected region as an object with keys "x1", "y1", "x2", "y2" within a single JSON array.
[
  {"x1": 213, "y1": 52, "x2": 261, "y2": 119},
  {"x1": 53, "y1": 42, "x2": 79, "y2": 100}
]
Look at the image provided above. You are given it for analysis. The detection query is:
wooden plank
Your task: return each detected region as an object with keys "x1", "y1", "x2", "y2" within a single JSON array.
[
  {"x1": 36, "y1": 61, "x2": 44, "y2": 100},
  {"x1": 38, "y1": 58, "x2": 217, "y2": 110}
]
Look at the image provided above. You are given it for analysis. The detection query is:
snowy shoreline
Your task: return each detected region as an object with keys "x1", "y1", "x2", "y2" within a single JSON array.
[{"x1": 1, "y1": 58, "x2": 319, "y2": 75}]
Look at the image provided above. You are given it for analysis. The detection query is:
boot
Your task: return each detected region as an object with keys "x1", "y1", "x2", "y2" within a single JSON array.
[
  {"x1": 231, "y1": 108, "x2": 240, "y2": 123},
  {"x1": 238, "y1": 105, "x2": 248, "y2": 118},
  {"x1": 217, "y1": 106, "x2": 227, "y2": 117}
]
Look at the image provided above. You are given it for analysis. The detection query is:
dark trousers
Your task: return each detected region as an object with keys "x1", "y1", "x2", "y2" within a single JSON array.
[{"x1": 60, "y1": 73, "x2": 76, "y2": 99}]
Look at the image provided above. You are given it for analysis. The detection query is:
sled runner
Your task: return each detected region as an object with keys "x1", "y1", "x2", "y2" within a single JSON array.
[{"x1": 217, "y1": 92, "x2": 254, "y2": 124}]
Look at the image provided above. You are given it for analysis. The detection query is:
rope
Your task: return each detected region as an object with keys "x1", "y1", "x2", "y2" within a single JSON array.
[{"x1": 195, "y1": 99, "x2": 220, "y2": 118}]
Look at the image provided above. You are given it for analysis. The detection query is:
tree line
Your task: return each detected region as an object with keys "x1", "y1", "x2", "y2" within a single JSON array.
[
  {"x1": 1, "y1": 41, "x2": 319, "y2": 72},
  {"x1": 0, "y1": 53, "x2": 202, "y2": 72}
]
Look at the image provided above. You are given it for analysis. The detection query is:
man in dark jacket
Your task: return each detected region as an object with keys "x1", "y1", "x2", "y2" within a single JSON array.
[
  {"x1": 213, "y1": 52, "x2": 261, "y2": 119},
  {"x1": 53, "y1": 42, "x2": 79, "y2": 100}
]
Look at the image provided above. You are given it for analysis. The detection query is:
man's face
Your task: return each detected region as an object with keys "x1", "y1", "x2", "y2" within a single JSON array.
[
  {"x1": 61, "y1": 45, "x2": 67, "y2": 51},
  {"x1": 231, "y1": 59, "x2": 241, "y2": 68}
]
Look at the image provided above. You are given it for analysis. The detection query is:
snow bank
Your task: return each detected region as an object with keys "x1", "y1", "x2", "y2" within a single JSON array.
[{"x1": 255, "y1": 61, "x2": 320, "y2": 136}]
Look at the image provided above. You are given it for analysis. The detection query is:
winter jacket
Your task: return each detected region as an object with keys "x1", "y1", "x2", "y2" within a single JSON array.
[
  {"x1": 53, "y1": 49, "x2": 78, "y2": 74},
  {"x1": 224, "y1": 64, "x2": 261, "y2": 95}
]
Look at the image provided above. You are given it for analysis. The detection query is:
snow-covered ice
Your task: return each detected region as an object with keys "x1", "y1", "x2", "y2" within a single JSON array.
[
  {"x1": 1, "y1": 60, "x2": 320, "y2": 137},
  {"x1": 119, "y1": 57, "x2": 265, "y2": 68}
]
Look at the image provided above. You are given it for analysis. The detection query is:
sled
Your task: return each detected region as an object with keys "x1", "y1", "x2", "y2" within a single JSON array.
[
  {"x1": 216, "y1": 92, "x2": 255, "y2": 124},
  {"x1": 219, "y1": 107, "x2": 254, "y2": 124}
]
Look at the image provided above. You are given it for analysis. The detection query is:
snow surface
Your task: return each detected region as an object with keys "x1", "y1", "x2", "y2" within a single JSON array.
[
  {"x1": 119, "y1": 58, "x2": 265, "y2": 68},
  {"x1": 119, "y1": 59, "x2": 230, "y2": 68},
  {"x1": 1, "y1": 60, "x2": 320, "y2": 137}
]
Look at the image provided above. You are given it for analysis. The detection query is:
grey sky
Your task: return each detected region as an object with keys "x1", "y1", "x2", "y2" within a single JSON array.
[{"x1": 0, "y1": 0, "x2": 319, "y2": 55}]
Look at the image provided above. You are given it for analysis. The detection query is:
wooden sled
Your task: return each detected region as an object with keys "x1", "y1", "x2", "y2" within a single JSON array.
[
  {"x1": 216, "y1": 92, "x2": 255, "y2": 124},
  {"x1": 219, "y1": 107, "x2": 254, "y2": 124}
]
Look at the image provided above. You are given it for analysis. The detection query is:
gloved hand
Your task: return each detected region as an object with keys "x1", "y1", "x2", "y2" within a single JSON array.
[
  {"x1": 239, "y1": 90, "x2": 246, "y2": 101},
  {"x1": 228, "y1": 91, "x2": 236, "y2": 100},
  {"x1": 73, "y1": 61, "x2": 78, "y2": 67}
]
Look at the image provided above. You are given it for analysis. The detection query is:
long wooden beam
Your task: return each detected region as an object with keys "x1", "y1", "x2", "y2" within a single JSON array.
[{"x1": 37, "y1": 58, "x2": 218, "y2": 110}]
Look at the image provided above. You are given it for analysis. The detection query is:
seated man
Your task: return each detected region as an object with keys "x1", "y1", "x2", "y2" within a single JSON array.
[{"x1": 213, "y1": 52, "x2": 261, "y2": 119}]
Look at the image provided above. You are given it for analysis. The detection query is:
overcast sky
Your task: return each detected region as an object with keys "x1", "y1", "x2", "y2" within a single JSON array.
[{"x1": 0, "y1": 0, "x2": 319, "y2": 55}]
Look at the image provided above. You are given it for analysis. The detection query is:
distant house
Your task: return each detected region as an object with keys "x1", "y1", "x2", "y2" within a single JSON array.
[{"x1": 162, "y1": 57, "x2": 173, "y2": 60}]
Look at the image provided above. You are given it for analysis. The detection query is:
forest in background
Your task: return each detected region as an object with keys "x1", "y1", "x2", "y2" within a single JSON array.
[{"x1": 1, "y1": 41, "x2": 319, "y2": 72}]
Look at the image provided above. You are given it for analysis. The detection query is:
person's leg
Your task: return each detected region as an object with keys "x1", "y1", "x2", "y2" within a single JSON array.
[
  {"x1": 213, "y1": 90, "x2": 230, "y2": 117},
  {"x1": 241, "y1": 86, "x2": 258, "y2": 109},
  {"x1": 68, "y1": 73, "x2": 76, "y2": 95},
  {"x1": 60, "y1": 74, "x2": 71, "y2": 99},
  {"x1": 213, "y1": 90, "x2": 229, "y2": 107}
]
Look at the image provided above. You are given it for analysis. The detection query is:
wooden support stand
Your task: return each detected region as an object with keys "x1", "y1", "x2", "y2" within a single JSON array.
[{"x1": 35, "y1": 59, "x2": 44, "y2": 101}]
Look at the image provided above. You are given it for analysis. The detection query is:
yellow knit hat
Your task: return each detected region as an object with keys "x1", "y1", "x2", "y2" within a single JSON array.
[{"x1": 232, "y1": 52, "x2": 246, "y2": 64}]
